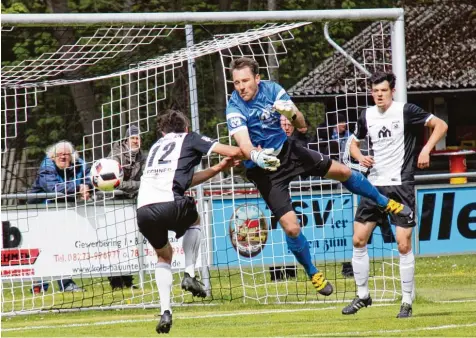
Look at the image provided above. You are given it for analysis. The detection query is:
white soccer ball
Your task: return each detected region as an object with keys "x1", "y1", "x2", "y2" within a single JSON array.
[{"x1": 90, "y1": 158, "x2": 123, "y2": 192}]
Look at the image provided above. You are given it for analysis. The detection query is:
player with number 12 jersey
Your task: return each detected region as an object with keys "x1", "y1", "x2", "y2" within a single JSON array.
[{"x1": 136, "y1": 110, "x2": 242, "y2": 334}]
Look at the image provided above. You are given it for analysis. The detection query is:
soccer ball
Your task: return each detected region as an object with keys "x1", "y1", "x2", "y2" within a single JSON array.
[{"x1": 90, "y1": 158, "x2": 123, "y2": 192}]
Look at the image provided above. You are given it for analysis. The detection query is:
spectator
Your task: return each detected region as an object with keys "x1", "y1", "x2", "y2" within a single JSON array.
[
  {"x1": 280, "y1": 114, "x2": 295, "y2": 137},
  {"x1": 277, "y1": 117, "x2": 310, "y2": 275},
  {"x1": 280, "y1": 115, "x2": 312, "y2": 149},
  {"x1": 331, "y1": 113, "x2": 351, "y2": 142},
  {"x1": 108, "y1": 125, "x2": 145, "y2": 198},
  {"x1": 106, "y1": 125, "x2": 145, "y2": 290},
  {"x1": 29, "y1": 140, "x2": 90, "y2": 292},
  {"x1": 29, "y1": 141, "x2": 91, "y2": 203},
  {"x1": 331, "y1": 113, "x2": 351, "y2": 162}
]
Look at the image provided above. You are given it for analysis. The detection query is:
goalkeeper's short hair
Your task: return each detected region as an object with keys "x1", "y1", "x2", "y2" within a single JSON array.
[{"x1": 230, "y1": 57, "x2": 259, "y2": 76}]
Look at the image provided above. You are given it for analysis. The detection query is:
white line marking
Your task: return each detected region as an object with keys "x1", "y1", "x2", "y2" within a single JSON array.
[
  {"x1": 3, "y1": 299, "x2": 475, "y2": 333},
  {"x1": 1, "y1": 307, "x2": 336, "y2": 332},
  {"x1": 304, "y1": 323, "x2": 476, "y2": 337},
  {"x1": 436, "y1": 299, "x2": 476, "y2": 303}
]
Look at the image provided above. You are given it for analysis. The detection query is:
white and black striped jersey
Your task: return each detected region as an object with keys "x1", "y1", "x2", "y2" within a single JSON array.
[
  {"x1": 354, "y1": 102, "x2": 433, "y2": 186},
  {"x1": 137, "y1": 132, "x2": 217, "y2": 208}
]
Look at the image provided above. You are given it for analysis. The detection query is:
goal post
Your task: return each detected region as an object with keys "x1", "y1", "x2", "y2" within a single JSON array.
[{"x1": 1, "y1": 9, "x2": 407, "y2": 315}]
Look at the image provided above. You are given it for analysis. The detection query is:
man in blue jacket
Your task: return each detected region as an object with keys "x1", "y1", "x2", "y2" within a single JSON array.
[
  {"x1": 29, "y1": 140, "x2": 91, "y2": 292},
  {"x1": 30, "y1": 140, "x2": 91, "y2": 203}
]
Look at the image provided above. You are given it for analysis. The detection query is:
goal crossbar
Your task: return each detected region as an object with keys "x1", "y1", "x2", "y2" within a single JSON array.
[{"x1": 1, "y1": 9, "x2": 404, "y2": 26}]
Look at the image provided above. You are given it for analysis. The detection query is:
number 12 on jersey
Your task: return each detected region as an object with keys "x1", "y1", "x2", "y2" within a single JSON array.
[{"x1": 147, "y1": 141, "x2": 177, "y2": 167}]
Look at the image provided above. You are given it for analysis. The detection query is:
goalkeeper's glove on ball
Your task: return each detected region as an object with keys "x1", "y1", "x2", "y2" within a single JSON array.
[
  {"x1": 273, "y1": 100, "x2": 297, "y2": 121},
  {"x1": 250, "y1": 148, "x2": 281, "y2": 171}
]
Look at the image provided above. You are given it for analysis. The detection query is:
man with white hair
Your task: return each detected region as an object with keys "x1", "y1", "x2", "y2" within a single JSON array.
[
  {"x1": 30, "y1": 140, "x2": 91, "y2": 202},
  {"x1": 29, "y1": 140, "x2": 92, "y2": 292}
]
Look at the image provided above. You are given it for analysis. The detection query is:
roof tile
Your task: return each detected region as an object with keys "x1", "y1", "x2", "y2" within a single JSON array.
[{"x1": 289, "y1": 2, "x2": 476, "y2": 96}]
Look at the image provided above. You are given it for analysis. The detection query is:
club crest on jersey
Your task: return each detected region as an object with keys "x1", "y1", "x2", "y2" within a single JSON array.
[
  {"x1": 228, "y1": 116, "x2": 244, "y2": 129},
  {"x1": 392, "y1": 120, "x2": 400, "y2": 129},
  {"x1": 258, "y1": 105, "x2": 278, "y2": 127},
  {"x1": 378, "y1": 126, "x2": 392, "y2": 138}
]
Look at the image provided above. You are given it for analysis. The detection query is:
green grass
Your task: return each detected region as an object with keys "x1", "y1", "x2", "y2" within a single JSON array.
[{"x1": 2, "y1": 254, "x2": 476, "y2": 337}]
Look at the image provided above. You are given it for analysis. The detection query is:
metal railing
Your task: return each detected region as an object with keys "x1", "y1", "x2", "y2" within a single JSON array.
[{"x1": 2, "y1": 171, "x2": 476, "y2": 200}]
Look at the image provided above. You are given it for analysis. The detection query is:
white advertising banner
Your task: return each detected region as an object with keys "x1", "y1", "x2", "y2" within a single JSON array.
[{"x1": 1, "y1": 202, "x2": 199, "y2": 279}]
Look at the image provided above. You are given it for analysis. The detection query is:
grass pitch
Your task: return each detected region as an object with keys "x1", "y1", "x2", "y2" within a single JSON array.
[{"x1": 2, "y1": 254, "x2": 476, "y2": 337}]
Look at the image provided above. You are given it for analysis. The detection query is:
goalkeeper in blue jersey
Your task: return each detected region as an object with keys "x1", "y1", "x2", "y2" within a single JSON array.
[{"x1": 225, "y1": 57, "x2": 413, "y2": 295}]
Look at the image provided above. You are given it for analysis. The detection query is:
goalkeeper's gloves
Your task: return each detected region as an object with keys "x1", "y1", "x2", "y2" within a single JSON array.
[
  {"x1": 273, "y1": 100, "x2": 298, "y2": 121},
  {"x1": 250, "y1": 148, "x2": 280, "y2": 171}
]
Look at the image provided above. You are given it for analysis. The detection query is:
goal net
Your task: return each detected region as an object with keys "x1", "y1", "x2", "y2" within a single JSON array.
[{"x1": 1, "y1": 13, "x2": 405, "y2": 315}]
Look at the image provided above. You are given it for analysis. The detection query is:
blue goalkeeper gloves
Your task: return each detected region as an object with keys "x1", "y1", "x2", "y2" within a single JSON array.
[{"x1": 250, "y1": 148, "x2": 280, "y2": 171}]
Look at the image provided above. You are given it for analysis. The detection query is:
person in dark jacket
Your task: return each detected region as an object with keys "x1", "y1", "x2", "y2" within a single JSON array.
[
  {"x1": 108, "y1": 125, "x2": 145, "y2": 198},
  {"x1": 107, "y1": 125, "x2": 145, "y2": 289},
  {"x1": 29, "y1": 140, "x2": 91, "y2": 292}
]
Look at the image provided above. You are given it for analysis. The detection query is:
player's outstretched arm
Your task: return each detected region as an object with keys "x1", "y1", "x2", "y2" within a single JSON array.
[
  {"x1": 190, "y1": 157, "x2": 240, "y2": 187},
  {"x1": 212, "y1": 143, "x2": 245, "y2": 159},
  {"x1": 273, "y1": 100, "x2": 306, "y2": 129},
  {"x1": 231, "y1": 129, "x2": 255, "y2": 160},
  {"x1": 232, "y1": 129, "x2": 280, "y2": 171}
]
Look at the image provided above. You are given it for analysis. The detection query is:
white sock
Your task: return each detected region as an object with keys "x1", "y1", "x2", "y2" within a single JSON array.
[
  {"x1": 352, "y1": 246, "x2": 370, "y2": 299},
  {"x1": 400, "y1": 250, "x2": 415, "y2": 305},
  {"x1": 182, "y1": 225, "x2": 201, "y2": 278},
  {"x1": 155, "y1": 262, "x2": 173, "y2": 315}
]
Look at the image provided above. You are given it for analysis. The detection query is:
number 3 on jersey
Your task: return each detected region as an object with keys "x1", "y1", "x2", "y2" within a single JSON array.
[{"x1": 147, "y1": 141, "x2": 177, "y2": 167}]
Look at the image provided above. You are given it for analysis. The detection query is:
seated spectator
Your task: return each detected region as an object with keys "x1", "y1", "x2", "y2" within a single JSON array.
[
  {"x1": 29, "y1": 140, "x2": 91, "y2": 292},
  {"x1": 106, "y1": 125, "x2": 145, "y2": 290}
]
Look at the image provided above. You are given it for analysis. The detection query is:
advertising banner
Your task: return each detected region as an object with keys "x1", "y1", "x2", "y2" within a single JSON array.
[
  {"x1": 417, "y1": 185, "x2": 476, "y2": 255},
  {"x1": 2, "y1": 184, "x2": 473, "y2": 279},
  {"x1": 1, "y1": 203, "x2": 191, "y2": 279},
  {"x1": 211, "y1": 192, "x2": 397, "y2": 268}
]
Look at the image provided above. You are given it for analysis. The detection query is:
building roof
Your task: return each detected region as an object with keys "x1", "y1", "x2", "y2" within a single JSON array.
[{"x1": 289, "y1": 1, "x2": 476, "y2": 97}]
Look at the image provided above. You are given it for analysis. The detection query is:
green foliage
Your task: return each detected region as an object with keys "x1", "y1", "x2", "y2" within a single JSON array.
[{"x1": 1, "y1": 0, "x2": 397, "y2": 160}]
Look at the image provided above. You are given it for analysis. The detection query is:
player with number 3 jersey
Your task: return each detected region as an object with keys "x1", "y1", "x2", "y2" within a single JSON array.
[{"x1": 137, "y1": 109, "x2": 243, "y2": 334}]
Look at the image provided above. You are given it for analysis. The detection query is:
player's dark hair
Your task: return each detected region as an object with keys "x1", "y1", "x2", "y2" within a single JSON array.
[
  {"x1": 157, "y1": 109, "x2": 190, "y2": 135},
  {"x1": 370, "y1": 71, "x2": 396, "y2": 89},
  {"x1": 229, "y1": 57, "x2": 260, "y2": 76}
]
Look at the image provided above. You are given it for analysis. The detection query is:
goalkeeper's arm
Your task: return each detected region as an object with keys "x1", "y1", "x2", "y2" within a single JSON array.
[
  {"x1": 273, "y1": 100, "x2": 306, "y2": 129},
  {"x1": 232, "y1": 129, "x2": 280, "y2": 171}
]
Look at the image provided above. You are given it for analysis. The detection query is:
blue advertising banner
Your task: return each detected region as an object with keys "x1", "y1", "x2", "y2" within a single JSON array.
[
  {"x1": 211, "y1": 192, "x2": 397, "y2": 268},
  {"x1": 417, "y1": 185, "x2": 476, "y2": 255}
]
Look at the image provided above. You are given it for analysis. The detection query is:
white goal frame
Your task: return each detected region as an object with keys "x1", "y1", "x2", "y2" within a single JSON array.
[
  {"x1": 2, "y1": 9, "x2": 407, "y2": 102},
  {"x1": 1, "y1": 9, "x2": 408, "y2": 315}
]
